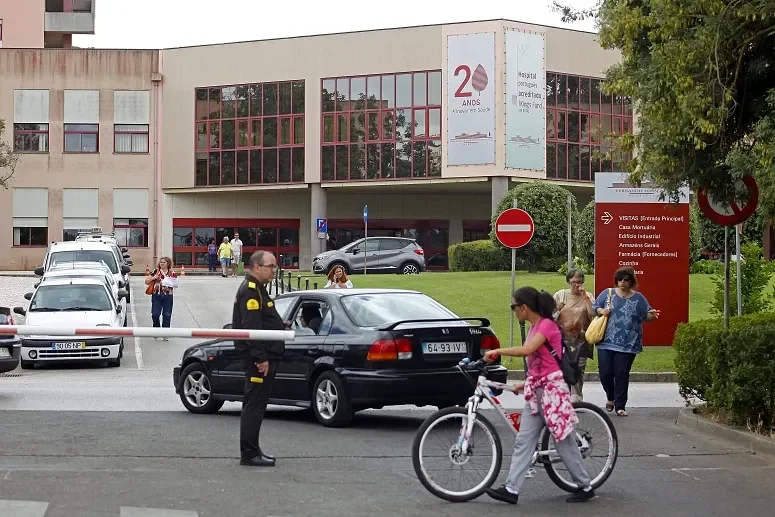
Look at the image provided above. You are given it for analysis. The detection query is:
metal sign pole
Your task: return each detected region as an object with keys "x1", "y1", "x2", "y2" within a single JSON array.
[
  {"x1": 724, "y1": 225, "x2": 730, "y2": 328},
  {"x1": 736, "y1": 223, "x2": 742, "y2": 316},
  {"x1": 509, "y1": 198, "x2": 517, "y2": 348},
  {"x1": 363, "y1": 205, "x2": 368, "y2": 275},
  {"x1": 567, "y1": 194, "x2": 573, "y2": 270}
]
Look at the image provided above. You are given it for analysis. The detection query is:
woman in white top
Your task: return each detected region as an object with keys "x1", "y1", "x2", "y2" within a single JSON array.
[{"x1": 324, "y1": 265, "x2": 353, "y2": 289}]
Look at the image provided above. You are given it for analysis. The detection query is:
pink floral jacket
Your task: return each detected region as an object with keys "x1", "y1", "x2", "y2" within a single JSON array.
[{"x1": 523, "y1": 370, "x2": 578, "y2": 442}]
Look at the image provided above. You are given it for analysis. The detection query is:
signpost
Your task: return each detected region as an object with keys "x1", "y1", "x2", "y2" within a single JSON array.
[
  {"x1": 567, "y1": 194, "x2": 573, "y2": 270},
  {"x1": 494, "y1": 203, "x2": 535, "y2": 349},
  {"x1": 363, "y1": 205, "x2": 368, "y2": 275},
  {"x1": 697, "y1": 176, "x2": 759, "y2": 325},
  {"x1": 594, "y1": 173, "x2": 690, "y2": 345},
  {"x1": 316, "y1": 218, "x2": 328, "y2": 239}
]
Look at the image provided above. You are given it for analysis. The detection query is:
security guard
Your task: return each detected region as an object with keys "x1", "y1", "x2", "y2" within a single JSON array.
[{"x1": 232, "y1": 250, "x2": 285, "y2": 467}]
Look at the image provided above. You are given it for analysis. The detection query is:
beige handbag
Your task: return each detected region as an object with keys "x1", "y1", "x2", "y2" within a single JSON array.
[{"x1": 585, "y1": 288, "x2": 613, "y2": 345}]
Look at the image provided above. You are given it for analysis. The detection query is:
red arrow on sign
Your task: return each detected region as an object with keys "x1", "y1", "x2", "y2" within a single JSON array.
[
  {"x1": 495, "y1": 208, "x2": 535, "y2": 249},
  {"x1": 697, "y1": 175, "x2": 759, "y2": 227}
]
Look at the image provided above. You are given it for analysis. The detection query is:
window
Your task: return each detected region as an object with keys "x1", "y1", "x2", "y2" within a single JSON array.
[
  {"x1": 115, "y1": 125, "x2": 149, "y2": 153},
  {"x1": 321, "y1": 71, "x2": 442, "y2": 182},
  {"x1": 114, "y1": 218, "x2": 148, "y2": 247},
  {"x1": 13, "y1": 124, "x2": 49, "y2": 152},
  {"x1": 194, "y1": 81, "x2": 305, "y2": 186},
  {"x1": 63, "y1": 228, "x2": 93, "y2": 242},
  {"x1": 64, "y1": 124, "x2": 99, "y2": 153},
  {"x1": 50, "y1": 250, "x2": 118, "y2": 274},
  {"x1": 341, "y1": 292, "x2": 456, "y2": 328},
  {"x1": 291, "y1": 300, "x2": 331, "y2": 336},
  {"x1": 0, "y1": 19, "x2": 4, "y2": 48},
  {"x1": 545, "y1": 73, "x2": 633, "y2": 182},
  {"x1": 14, "y1": 227, "x2": 48, "y2": 246}
]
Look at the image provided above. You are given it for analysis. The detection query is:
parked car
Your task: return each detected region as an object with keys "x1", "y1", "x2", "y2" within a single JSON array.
[
  {"x1": 29, "y1": 261, "x2": 128, "y2": 326},
  {"x1": 34, "y1": 241, "x2": 132, "y2": 303},
  {"x1": 0, "y1": 307, "x2": 21, "y2": 374},
  {"x1": 312, "y1": 237, "x2": 425, "y2": 276},
  {"x1": 172, "y1": 288, "x2": 506, "y2": 426},
  {"x1": 14, "y1": 277, "x2": 128, "y2": 369}
]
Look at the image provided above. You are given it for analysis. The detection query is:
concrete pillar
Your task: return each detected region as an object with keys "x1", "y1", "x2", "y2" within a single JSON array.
[
  {"x1": 491, "y1": 177, "x2": 509, "y2": 216},
  {"x1": 309, "y1": 183, "x2": 328, "y2": 263}
]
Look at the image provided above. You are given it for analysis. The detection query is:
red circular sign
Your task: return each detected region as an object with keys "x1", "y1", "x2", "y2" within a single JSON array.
[
  {"x1": 495, "y1": 208, "x2": 535, "y2": 249},
  {"x1": 697, "y1": 175, "x2": 759, "y2": 226}
]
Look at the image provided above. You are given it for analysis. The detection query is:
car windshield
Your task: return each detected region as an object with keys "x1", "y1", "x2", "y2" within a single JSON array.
[
  {"x1": 340, "y1": 293, "x2": 459, "y2": 328},
  {"x1": 30, "y1": 284, "x2": 113, "y2": 312},
  {"x1": 50, "y1": 250, "x2": 118, "y2": 274}
]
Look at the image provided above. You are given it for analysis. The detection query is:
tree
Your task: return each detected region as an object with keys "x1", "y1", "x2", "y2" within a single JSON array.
[
  {"x1": 0, "y1": 119, "x2": 19, "y2": 189},
  {"x1": 575, "y1": 201, "x2": 595, "y2": 266},
  {"x1": 491, "y1": 181, "x2": 578, "y2": 272},
  {"x1": 553, "y1": 1, "x2": 775, "y2": 220}
]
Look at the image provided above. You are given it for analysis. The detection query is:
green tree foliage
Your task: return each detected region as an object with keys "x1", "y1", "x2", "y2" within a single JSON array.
[
  {"x1": 0, "y1": 119, "x2": 18, "y2": 189},
  {"x1": 553, "y1": 1, "x2": 775, "y2": 221},
  {"x1": 710, "y1": 242, "x2": 775, "y2": 316},
  {"x1": 491, "y1": 182, "x2": 577, "y2": 272},
  {"x1": 699, "y1": 207, "x2": 765, "y2": 255},
  {"x1": 574, "y1": 201, "x2": 595, "y2": 266},
  {"x1": 689, "y1": 200, "x2": 703, "y2": 264}
]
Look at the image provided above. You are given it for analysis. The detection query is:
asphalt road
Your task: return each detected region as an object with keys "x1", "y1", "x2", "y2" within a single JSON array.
[{"x1": 1, "y1": 275, "x2": 772, "y2": 516}]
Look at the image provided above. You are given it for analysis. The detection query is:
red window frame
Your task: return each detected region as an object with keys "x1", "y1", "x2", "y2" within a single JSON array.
[
  {"x1": 114, "y1": 124, "x2": 149, "y2": 154},
  {"x1": 545, "y1": 72, "x2": 633, "y2": 182},
  {"x1": 13, "y1": 226, "x2": 48, "y2": 247},
  {"x1": 172, "y1": 218, "x2": 301, "y2": 270},
  {"x1": 194, "y1": 82, "x2": 305, "y2": 187},
  {"x1": 320, "y1": 70, "x2": 443, "y2": 182},
  {"x1": 113, "y1": 218, "x2": 149, "y2": 248},
  {"x1": 13, "y1": 124, "x2": 49, "y2": 153},
  {"x1": 64, "y1": 123, "x2": 99, "y2": 153}
]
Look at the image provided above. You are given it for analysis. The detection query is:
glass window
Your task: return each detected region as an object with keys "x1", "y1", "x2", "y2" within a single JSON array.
[
  {"x1": 250, "y1": 149, "x2": 262, "y2": 183},
  {"x1": 364, "y1": 239, "x2": 380, "y2": 252},
  {"x1": 351, "y1": 77, "x2": 366, "y2": 110},
  {"x1": 279, "y1": 148, "x2": 291, "y2": 182},
  {"x1": 263, "y1": 118, "x2": 277, "y2": 147},
  {"x1": 367, "y1": 76, "x2": 380, "y2": 109},
  {"x1": 30, "y1": 284, "x2": 113, "y2": 312},
  {"x1": 50, "y1": 250, "x2": 118, "y2": 274},
  {"x1": 341, "y1": 292, "x2": 456, "y2": 328},
  {"x1": 257, "y1": 228, "x2": 277, "y2": 246},
  {"x1": 381, "y1": 75, "x2": 395, "y2": 109},
  {"x1": 13, "y1": 124, "x2": 49, "y2": 153},
  {"x1": 428, "y1": 71, "x2": 442, "y2": 106},
  {"x1": 279, "y1": 82, "x2": 292, "y2": 115},
  {"x1": 336, "y1": 78, "x2": 349, "y2": 111},
  {"x1": 263, "y1": 149, "x2": 277, "y2": 182},
  {"x1": 280, "y1": 118, "x2": 292, "y2": 145},
  {"x1": 279, "y1": 228, "x2": 299, "y2": 247},
  {"x1": 263, "y1": 84, "x2": 278, "y2": 115},
  {"x1": 13, "y1": 227, "x2": 48, "y2": 246},
  {"x1": 293, "y1": 117, "x2": 304, "y2": 144},
  {"x1": 413, "y1": 73, "x2": 427, "y2": 106},
  {"x1": 64, "y1": 124, "x2": 99, "y2": 153},
  {"x1": 429, "y1": 109, "x2": 441, "y2": 138},
  {"x1": 322, "y1": 79, "x2": 336, "y2": 112},
  {"x1": 194, "y1": 227, "x2": 213, "y2": 246},
  {"x1": 292, "y1": 81, "x2": 305, "y2": 114},
  {"x1": 413, "y1": 109, "x2": 426, "y2": 138},
  {"x1": 236, "y1": 86, "x2": 249, "y2": 117},
  {"x1": 250, "y1": 84, "x2": 263, "y2": 116},
  {"x1": 174, "y1": 252, "x2": 193, "y2": 266},
  {"x1": 396, "y1": 74, "x2": 412, "y2": 107},
  {"x1": 292, "y1": 147, "x2": 304, "y2": 182},
  {"x1": 323, "y1": 115, "x2": 335, "y2": 143}
]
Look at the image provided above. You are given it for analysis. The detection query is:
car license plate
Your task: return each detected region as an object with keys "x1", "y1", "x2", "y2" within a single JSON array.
[
  {"x1": 52, "y1": 342, "x2": 87, "y2": 350},
  {"x1": 0, "y1": 348, "x2": 10, "y2": 358},
  {"x1": 423, "y1": 342, "x2": 466, "y2": 354}
]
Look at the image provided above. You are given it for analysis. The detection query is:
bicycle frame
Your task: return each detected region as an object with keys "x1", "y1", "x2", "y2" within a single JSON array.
[{"x1": 457, "y1": 367, "x2": 592, "y2": 470}]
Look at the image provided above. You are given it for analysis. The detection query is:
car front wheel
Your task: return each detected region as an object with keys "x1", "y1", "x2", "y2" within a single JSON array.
[
  {"x1": 179, "y1": 363, "x2": 224, "y2": 414},
  {"x1": 311, "y1": 371, "x2": 353, "y2": 427}
]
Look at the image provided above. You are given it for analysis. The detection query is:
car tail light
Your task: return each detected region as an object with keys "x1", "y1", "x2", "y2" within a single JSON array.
[
  {"x1": 480, "y1": 335, "x2": 500, "y2": 350},
  {"x1": 367, "y1": 338, "x2": 413, "y2": 361},
  {"x1": 414, "y1": 247, "x2": 424, "y2": 255}
]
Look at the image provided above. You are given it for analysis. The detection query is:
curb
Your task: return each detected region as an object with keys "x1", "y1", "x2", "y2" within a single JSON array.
[
  {"x1": 677, "y1": 407, "x2": 775, "y2": 458},
  {"x1": 507, "y1": 370, "x2": 676, "y2": 383}
]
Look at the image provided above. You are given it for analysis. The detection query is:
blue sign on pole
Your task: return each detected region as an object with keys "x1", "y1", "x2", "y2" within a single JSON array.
[
  {"x1": 363, "y1": 205, "x2": 368, "y2": 224},
  {"x1": 316, "y1": 218, "x2": 328, "y2": 233}
]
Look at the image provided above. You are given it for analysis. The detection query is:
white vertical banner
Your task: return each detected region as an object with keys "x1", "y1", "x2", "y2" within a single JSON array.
[
  {"x1": 505, "y1": 29, "x2": 546, "y2": 172},
  {"x1": 446, "y1": 32, "x2": 496, "y2": 166}
]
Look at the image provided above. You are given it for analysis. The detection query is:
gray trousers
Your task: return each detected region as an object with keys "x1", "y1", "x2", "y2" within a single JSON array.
[
  {"x1": 505, "y1": 389, "x2": 592, "y2": 494},
  {"x1": 571, "y1": 356, "x2": 588, "y2": 403}
]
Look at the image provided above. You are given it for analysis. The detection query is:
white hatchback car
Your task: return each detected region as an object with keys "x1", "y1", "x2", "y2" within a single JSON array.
[
  {"x1": 13, "y1": 277, "x2": 128, "y2": 369},
  {"x1": 29, "y1": 261, "x2": 128, "y2": 326}
]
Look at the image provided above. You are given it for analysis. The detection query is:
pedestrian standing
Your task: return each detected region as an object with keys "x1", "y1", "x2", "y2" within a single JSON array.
[
  {"x1": 218, "y1": 236, "x2": 232, "y2": 278},
  {"x1": 144, "y1": 256, "x2": 178, "y2": 341},
  {"x1": 593, "y1": 267, "x2": 660, "y2": 416},
  {"x1": 233, "y1": 250, "x2": 286, "y2": 467},
  {"x1": 553, "y1": 268, "x2": 596, "y2": 402},
  {"x1": 207, "y1": 239, "x2": 218, "y2": 272},
  {"x1": 230, "y1": 233, "x2": 244, "y2": 277}
]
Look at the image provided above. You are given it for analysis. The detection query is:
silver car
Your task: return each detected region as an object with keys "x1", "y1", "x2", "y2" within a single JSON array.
[{"x1": 312, "y1": 237, "x2": 426, "y2": 275}]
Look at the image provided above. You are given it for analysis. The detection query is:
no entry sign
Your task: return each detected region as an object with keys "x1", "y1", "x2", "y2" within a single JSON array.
[
  {"x1": 495, "y1": 208, "x2": 535, "y2": 249},
  {"x1": 697, "y1": 176, "x2": 759, "y2": 227}
]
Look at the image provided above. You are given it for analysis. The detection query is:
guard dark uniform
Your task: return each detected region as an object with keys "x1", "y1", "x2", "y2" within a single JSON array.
[{"x1": 232, "y1": 272, "x2": 285, "y2": 466}]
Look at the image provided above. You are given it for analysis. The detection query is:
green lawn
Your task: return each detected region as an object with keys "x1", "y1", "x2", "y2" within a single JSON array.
[{"x1": 299, "y1": 271, "x2": 726, "y2": 372}]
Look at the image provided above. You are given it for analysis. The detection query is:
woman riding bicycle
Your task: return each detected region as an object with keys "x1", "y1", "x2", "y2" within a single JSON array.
[{"x1": 482, "y1": 286, "x2": 595, "y2": 505}]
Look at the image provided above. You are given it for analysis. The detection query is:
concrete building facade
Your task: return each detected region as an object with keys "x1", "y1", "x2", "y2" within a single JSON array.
[{"x1": 1, "y1": 18, "x2": 637, "y2": 271}]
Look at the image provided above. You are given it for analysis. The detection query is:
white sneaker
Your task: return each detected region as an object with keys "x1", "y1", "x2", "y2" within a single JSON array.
[{"x1": 162, "y1": 337, "x2": 169, "y2": 341}]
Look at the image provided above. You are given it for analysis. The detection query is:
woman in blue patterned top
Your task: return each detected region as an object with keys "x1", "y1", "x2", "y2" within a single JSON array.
[{"x1": 592, "y1": 267, "x2": 659, "y2": 417}]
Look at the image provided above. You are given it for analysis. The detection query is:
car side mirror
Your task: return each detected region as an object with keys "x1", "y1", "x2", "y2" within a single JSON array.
[
  {"x1": 126, "y1": 260, "x2": 134, "y2": 267},
  {"x1": 34, "y1": 266, "x2": 44, "y2": 276},
  {"x1": 121, "y1": 265, "x2": 131, "y2": 274},
  {"x1": 351, "y1": 248, "x2": 360, "y2": 254},
  {"x1": 121, "y1": 247, "x2": 128, "y2": 253},
  {"x1": 13, "y1": 307, "x2": 26, "y2": 316},
  {"x1": 116, "y1": 306, "x2": 122, "y2": 314},
  {"x1": 118, "y1": 289, "x2": 129, "y2": 300},
  {"x1": 117, "y1": 280, "x2": 125, "y2": 288},
  {"x1": 23, "y1": 292, "x2": 33, "y2": 300},
  {"x1": 33, "y1": 282, "x2": 40, "y2": 288},
  {"x1": 123, "y1": 254, "x2": 130, "y2": 259}
]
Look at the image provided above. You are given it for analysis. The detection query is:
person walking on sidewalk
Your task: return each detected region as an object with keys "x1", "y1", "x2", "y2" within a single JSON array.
[
  {"x1": 593, "y1": 266, "x2": 659, "y2": 417},
  {"x1": 482, "y1": 286, "x2": 595, "y2": 505},
  {"x1": 218, "y1": 236, "x2": 232, "y2": 278},
  {"x1": 233, "y1": 250, "x2": 286, "y2": 467},
  {"x1": 207, "y1": 239, "x2": 218, "y2": 272},
  {"x1": 144, "y1": 257, "x2": 178, "y2": 341},
  {"x1": 230, "y1": 233, "x2": 243, "y2": 277}
]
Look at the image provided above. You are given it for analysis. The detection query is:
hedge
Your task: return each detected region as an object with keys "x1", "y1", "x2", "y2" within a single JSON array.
[
  {"x1": 674, "y1": 312, "x2": 775, "y2": 432},
  {"x1": 448, "y1": 240, "x2": 509, "y2": 272}
]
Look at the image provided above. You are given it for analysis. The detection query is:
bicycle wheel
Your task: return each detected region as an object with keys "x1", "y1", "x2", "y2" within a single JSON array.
[
  {"x1": 540, "y1": 401, "x2": 618, "y2": 492},
  {"x1": 411, "y1": 406, "x2": 502, "y2": 502}
]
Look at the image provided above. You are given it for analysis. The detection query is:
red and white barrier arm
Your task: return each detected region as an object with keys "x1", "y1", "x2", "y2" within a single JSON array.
[{"x1": 0, "y1": 325, "x2": 295, "y2": 341}]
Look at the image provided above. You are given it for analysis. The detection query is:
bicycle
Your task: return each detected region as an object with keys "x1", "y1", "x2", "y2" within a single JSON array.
[{"x1": 411, "y1": 358, "x2": 618, "y2": 502}]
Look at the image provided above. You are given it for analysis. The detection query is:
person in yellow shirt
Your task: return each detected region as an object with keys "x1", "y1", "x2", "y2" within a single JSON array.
[{"x1": 218, "y1": 236, "x2": 233, "y2": 278}]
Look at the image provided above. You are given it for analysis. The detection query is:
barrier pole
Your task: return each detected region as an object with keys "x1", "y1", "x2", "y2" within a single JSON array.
[{"x1": 0, "y1": 325, "x2": 296, "y2": 341}]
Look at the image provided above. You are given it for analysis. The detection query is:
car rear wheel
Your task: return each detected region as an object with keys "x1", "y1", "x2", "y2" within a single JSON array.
[
  {"x1": 400, "y1": 261, "x2": 421, "y2": 275},
  {"x1": 311, "y1": 371, "x2": 353, "y2": 427},
  {"x1": 179, "y1": 363, "x2": 224, "y2": 414}
]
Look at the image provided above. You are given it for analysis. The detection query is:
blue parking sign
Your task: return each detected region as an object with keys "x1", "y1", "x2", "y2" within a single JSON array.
[
  {"x1": 316, "y1": 218, "x2": 327, "y2": 233},
  {"x1": 363, "y1": 205, "x2": 368, "y2": 224}
]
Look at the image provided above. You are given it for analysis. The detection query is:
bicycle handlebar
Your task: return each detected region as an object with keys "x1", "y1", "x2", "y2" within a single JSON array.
[{"x1": 457, "y1": 357, "x2": 488, "y2": 372}]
